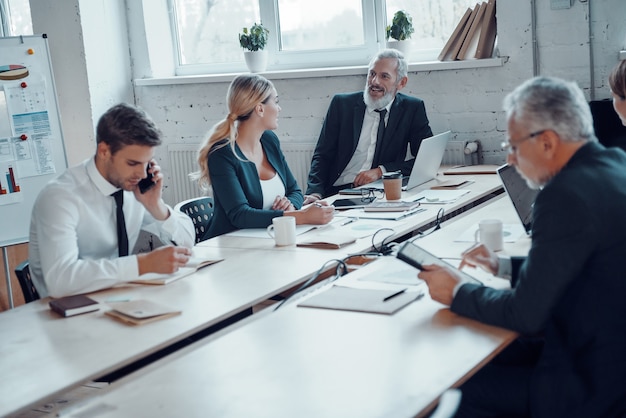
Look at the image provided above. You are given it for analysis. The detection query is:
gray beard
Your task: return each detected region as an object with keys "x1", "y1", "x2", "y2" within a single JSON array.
[{"x1": 363, "y1": 86, "x2": 395, "y2": 109}]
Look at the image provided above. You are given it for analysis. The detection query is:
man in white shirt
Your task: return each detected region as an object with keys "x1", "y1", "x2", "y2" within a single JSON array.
[{"x1": 29, "y1": 103, "x2": 195, "y2": 298}]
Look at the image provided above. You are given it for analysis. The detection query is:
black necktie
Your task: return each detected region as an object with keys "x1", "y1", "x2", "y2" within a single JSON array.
[
  {"x1": 372, "y1": 109, "x2": 387, "y2": 166},
  {"x1": 112, "y1": 190, "x2": 129, "y2": 257}
]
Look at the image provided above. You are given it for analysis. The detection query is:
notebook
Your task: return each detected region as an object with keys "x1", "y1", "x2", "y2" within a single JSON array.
[
  {"x1": 497, "y1": 164, "x2": 539, "y2": 235},
  {"x1": 344, "y1": 131, "x2": 451, "y2": 192}
]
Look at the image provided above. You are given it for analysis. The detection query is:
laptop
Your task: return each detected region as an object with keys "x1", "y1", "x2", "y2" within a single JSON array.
[
  {"x1": 342, "y1": 131, "x2": 451, "y2": 193},
  {"x1": 496, "y1": 164, "x2": 539, "y2": 235}
]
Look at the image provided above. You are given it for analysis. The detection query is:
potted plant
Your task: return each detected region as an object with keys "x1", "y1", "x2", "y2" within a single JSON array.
[
  {"x1": 386, "y1": 10, "x2": 414, "y2": 56},
  {"x1": 239, "y1": 22, "x2": 269, "y2": 73}
]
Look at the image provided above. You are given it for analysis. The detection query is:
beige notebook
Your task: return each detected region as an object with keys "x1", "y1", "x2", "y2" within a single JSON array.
[
  {"x1": 297, "y1": 233, "x2": 356, "y2": 249},
  {"x1": 105, "y1": 300, "x2": 181, "y2": 325},
  {"x1": 132, "y1": 258, "x2": 223, "y2": 285}
]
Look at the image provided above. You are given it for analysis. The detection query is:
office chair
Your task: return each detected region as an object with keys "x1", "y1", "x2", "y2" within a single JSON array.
[
  {"x1": 174, "y1": 197, "x2": 214, "y2": 243},
  {"x1": 15, "y1": 260, "x2": 40, "y2": 303}
]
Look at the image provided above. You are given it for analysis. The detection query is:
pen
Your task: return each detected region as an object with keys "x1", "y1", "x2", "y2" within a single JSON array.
[
  {"x1": 340, "y1": 217, "x2": 357, "y2": 226},
  {"x1": 171, "y1": 240, "x2": 178, "y2": 246},
  {"x1": 383, "y1": 288, "x2": 407, "y2": 302},
  {"x1": 314, "y1": 203, "x2": 323, "y2": 208}
]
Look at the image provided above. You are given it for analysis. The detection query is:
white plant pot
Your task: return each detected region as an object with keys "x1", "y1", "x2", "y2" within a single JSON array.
[
  {"x1": 386, "y1": 40, "x2": 410, "y2": 59},
  {"x1": 244, "y1": 50, "x2": 268, "y2": 73}
]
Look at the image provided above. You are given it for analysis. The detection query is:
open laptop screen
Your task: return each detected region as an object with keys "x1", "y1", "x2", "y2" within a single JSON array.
[{"x1": 497, "y1": 164, "x2": 539, "y2": 235}]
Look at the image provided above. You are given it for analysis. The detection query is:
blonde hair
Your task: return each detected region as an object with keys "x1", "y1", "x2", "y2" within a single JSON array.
[{"x1": 191, "y1": 74, "x2": 275, "y2": 190}]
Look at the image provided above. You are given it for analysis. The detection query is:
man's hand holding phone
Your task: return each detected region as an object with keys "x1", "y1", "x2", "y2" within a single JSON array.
[
  {"x1": 138, "y1": 164, "x2": 156, "y2": 194},
  {"x1": 135, "y1": 160, "x2": 170, "y2": 221}
]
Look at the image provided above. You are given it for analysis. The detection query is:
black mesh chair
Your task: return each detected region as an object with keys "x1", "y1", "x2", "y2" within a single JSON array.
[
  {"x1": 15, "y1": 260, "x2": 40, "y2": 303},
  {"x1": 174, "y1": 197, "x2": 214, "y2": 243}
]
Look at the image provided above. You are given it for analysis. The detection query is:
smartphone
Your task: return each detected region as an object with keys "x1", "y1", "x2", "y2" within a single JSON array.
[
  {"x1": 396, "y1": 241, "x2": 482, "y2": 284},
  {"x1": 138, "y1": 166, "x2": 155, "y2": 194}
]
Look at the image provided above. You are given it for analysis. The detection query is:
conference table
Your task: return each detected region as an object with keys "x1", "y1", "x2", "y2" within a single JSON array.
[
  {"x1": 198, "y1": 172, "x2": 504, "y2": 255},
  {"x1": 54, "y1": 237, "x2": 523, "y2": 418},
  {"x1": 0, "y1": 171, "x2": 504, "y2": 417},
  {"x1": 0, "y1": 247, "x2": 342, "y2": 417}
]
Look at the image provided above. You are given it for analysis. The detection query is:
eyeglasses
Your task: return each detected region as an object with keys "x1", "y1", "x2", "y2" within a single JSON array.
[
  {"x1": 360, "y1": 188, "x2": 385, "y2": 203},
  {"x1": 501, "y1": 130, "x2": 546, "y2": 154}
]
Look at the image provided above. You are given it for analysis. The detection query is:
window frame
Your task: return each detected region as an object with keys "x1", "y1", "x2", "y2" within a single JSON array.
[
  {"x1": 171, "y1": 0, "x2": 389, "y2": 76},
  {"x1": 142, "y1": 0, "x2": 502, "y2": 82}
]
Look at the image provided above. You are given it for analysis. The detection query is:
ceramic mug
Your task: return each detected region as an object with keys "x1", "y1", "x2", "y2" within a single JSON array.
[
  {"x1": 267, "y1": 216, "x2": 296, "y2": 246},
  {"x1": 474, "y1": 219, "x2": 504, "y2": 251}
]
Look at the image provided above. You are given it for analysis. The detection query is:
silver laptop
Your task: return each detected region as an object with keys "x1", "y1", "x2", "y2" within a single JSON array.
[
  {"x1": 354, "y1": 131, "x2": 451, "y2": 191},
  {"x1": 497, "y1": 164, "x2": 539, "y2": 235}
]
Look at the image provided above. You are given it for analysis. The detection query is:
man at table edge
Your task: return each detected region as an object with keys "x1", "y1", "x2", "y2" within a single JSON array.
[
  {"x1": 419, "y1": 76, "x2": 626, "y2": 417},
  {"x1": 29, "y1": 103, "x2": 194, "y2": 298}
]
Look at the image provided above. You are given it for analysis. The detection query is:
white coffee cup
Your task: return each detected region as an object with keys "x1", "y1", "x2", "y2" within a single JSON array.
[
  {"x1": 474, "y1": 219, "x2": 504, "y2": 251},
  {"x1": 267, "y1": 216, "x2": 296, "y2": 246}
]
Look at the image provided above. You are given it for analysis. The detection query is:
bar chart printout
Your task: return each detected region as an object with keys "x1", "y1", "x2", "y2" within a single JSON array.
[{"x1": 0, "y1": 162, "x2": 23, "y2": 205}]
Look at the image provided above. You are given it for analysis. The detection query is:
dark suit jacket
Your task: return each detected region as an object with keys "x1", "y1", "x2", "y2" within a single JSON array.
[
  {"x1": 306, "y1": 92, "x2": 432, "y2": 197},
  {"x1": 452, "y1": 142, "x2": 626, "y2": 417},
  {"x1": 203, "y1": 131, "x2": 303, "y2": 239}
]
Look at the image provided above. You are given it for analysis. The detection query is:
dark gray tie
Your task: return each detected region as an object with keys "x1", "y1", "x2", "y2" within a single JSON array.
[
  {"x1": 372, "y1": 108, "x2": 387, "y2": 166},
  {"x1": 112, "y1": 190, "x2": 129, "y2": 257}
]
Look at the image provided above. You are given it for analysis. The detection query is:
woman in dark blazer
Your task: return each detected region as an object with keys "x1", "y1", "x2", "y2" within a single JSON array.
[{"x1": 193, "y1": 74, "x2": 333, "y2": 239}]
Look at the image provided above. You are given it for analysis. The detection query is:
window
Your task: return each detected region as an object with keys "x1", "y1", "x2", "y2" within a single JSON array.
[
  {"x1": 171, "y1": 0, "x2": 478, "y2": 76},
  {"x1": 0, "y1": 0, "x2": 32, "y2": 37}
]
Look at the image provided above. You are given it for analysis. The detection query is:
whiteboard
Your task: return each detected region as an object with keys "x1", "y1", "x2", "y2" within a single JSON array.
[{"x1": 0, "y1": 34, "x2": 68, "y2": 247}]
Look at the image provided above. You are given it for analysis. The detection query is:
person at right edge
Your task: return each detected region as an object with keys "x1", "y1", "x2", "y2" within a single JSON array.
[
  {"x1": 419, "y1": 76, "x2": 626, "y2": 417},
  {"x1": 303, "y1": 48, "x2": 432, "y2": 202}
]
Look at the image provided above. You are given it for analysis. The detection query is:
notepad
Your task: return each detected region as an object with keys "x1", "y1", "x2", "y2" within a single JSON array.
[
  {"x1": 297, "y1": 233, "x2": 357, "y2": 249},
  {"x1": 430, "y1": 178, "x2": 475, "y2": 190},
  {"x1": 49, "y1": 295, "x2": 100, "y2": 317},
  {"x1": 105, "y1": 300, "x2": 181, "y2": 325},
  {"x1": 363, "y1": 201, "x2": 422, "y2": 212},
  {"x1": 298, "y1": 285, "x2": 422, "y2": 315},
  {"x1": 132, "y1": 257, "x2": 223, "y2": 285}
]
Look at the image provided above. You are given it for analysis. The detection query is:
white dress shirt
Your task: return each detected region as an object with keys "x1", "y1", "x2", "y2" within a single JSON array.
[
  {"x1": 29, "y1": 157, "x2": 195, "y2": 298},
  {"x1": 333, "y1": 100, "x2": 393, "y2": 187}
]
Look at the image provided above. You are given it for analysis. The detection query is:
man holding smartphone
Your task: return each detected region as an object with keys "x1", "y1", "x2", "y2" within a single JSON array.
[
  {"x1": 29, "y1": 103, "x2": 195, "y2": 298},
  {"x1": 418, "y1": 77, "x2": 626, "y2": 417}
]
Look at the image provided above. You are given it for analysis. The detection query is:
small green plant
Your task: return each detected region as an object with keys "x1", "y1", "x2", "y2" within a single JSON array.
[
  {"x1": 386, "y1": 10, "x2": 414, "y2": 41},
  {"x1": 239, "y1": 23, "x2": 270, "y2": 51}
]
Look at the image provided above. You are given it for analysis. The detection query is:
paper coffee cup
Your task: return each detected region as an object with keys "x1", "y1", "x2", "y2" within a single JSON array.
[{"x1": 382, "y1": 172, "x2": 402, "y2": 201}]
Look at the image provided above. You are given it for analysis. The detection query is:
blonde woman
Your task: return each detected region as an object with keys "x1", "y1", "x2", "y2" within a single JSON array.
[{"x1": 193, "y1": 74, "x2": 333, "y2": 239}]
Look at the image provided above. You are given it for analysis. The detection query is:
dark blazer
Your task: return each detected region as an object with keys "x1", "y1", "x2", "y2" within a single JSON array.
[
  {"x1": 203, "y1": 131, "x2": 303, "y2": 239},
  {"x1": 306, "y1": 91, "x2": 432, "y2": 197},
  {"x1": 452, "y1": 142, "x2": 626, "y2": 417}
]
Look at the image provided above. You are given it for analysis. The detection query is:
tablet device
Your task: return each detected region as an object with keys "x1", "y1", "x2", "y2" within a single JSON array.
[{"x1": 396, "y1": 241, "x2": 482, "y2": 284}]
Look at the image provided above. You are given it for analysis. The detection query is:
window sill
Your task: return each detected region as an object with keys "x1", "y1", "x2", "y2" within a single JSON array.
[{"x1": 134, "y1": 57, "x2": 504, "y2": 86}]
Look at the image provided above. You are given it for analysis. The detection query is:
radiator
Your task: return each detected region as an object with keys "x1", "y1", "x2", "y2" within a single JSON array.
[
  {"x1": 167, "y1": 142, "x2": 316, "y2": 204},
  {"x1": 168, "y1": 144, "x2": 201, "y2": 204},
  {"x1": 281, "y1": 142, "x2": 315, "y2": 192}
]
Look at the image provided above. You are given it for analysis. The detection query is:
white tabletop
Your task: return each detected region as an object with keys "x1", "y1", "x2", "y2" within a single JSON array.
[
  {"x1": 57, "y1": 257, "x2": 517, "y2": 418},
  {"x1": 0, "y1": 246, "x2": 338, "y2": 417},
  {"x1": 414, "y1": 194, "x2": 532, "y2": 260},
  {"x1": 199, "y1": 173, "x2": 503, "y2": 255},
  {"x1": 1, "y1": 173, "x2": 504, "y2": 417}
]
